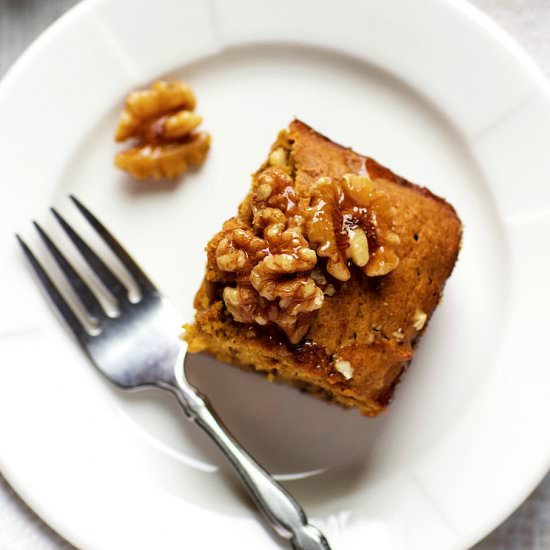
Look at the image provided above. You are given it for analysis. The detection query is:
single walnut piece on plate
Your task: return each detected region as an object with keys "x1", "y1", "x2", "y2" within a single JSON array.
[
  {"x1": 185, "y1": 120, "x2": 462, "y2": 416},
  {"x1": 114, "y1": 80, "x2": 211, "y2": 180}
]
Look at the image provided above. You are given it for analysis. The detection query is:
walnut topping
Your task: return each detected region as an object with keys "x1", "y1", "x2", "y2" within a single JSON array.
[
  {"x1": 324, "y1": 284, "x2": 336, "y2": 297},
  {"x1": 256, "y1": 183, "x2": 273, "y2": 201},
  {"x1": 223, "y1": 283, "x2": 319, "y2": 344},
  {"x1": 208, "y1": 154, "x2": 400, "y2": 344},
  {"x1": 413, "y1": 309, "x2": 427, "y2": 331},
  {"x1": 251, "y1": 255, "x2": 320, "y2": 303},
  {"x1": 306, "y1": 177, "x2": 351, "y2": 281},
  {"x1": 114, "y1": 80, "x2": 211, "y2": 180},
  {"x1": 223, "y1": 286, "x2": 269, "y2": 326},
  {"x1": 310, "y1": 267, "x2": 327, "y2": 287},
  {"x1": 213, "y1": 172, "x2": 323, "y2": 343},
  {"x1": 342, "y1": 174, "x2": 401, "y2": 277},
  {"x1": 269, "y1": 147, "x2": 288, "y2": 167},
  {"x1": 215, "y1": 228, "x2": 267, "y2": 273},
  {"x1": 305, "y1": 174, "x2": 400, "y2": 281},
  {"x1": 347, "y1": 227, "x2": 369, "y2": 267}
]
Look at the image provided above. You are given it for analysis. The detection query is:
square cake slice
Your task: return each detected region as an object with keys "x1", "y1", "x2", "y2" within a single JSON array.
[{"x1": 185, "y1": 120, "x2": 462, "y2": 416}]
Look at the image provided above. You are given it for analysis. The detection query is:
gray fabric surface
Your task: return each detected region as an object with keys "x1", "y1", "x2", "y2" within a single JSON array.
[{"x1": 0, "y1": 0, "x2": 548, "y2": 548}]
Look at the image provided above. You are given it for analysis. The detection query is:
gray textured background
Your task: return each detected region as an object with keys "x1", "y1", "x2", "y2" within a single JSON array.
[{"x1": 0, "y1": 0, "x2": 549, "y2": 548}]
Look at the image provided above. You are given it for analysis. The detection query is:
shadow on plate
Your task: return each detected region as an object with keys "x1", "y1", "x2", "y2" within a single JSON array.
[{"x1": 112, "y1": 351, "x2": 392, "y2": 514}]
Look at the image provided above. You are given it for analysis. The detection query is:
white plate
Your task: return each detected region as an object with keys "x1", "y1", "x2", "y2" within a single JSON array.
[{"x1": 1, "y1": 0, "x2": 550, "y2": 548}]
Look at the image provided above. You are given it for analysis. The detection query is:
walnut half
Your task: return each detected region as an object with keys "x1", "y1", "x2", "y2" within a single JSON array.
[
  {"x1": 114, "y1": 80, "x2": 211, "y2": 180},
  {"x1": 305, "y1": 174, "x2": 400, "y2": 281}
]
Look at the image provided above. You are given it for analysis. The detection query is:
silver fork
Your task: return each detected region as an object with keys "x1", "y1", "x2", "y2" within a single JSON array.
[{"x1": 16, "y1": 195, "x2": 330, "y2": 550}]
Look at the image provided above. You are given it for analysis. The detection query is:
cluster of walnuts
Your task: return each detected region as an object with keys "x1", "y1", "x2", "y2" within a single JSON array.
[
  {"x1": 114, "y1": 80, "x2": 210, "y2": 180},
  {"x1": 207, "y1": 149, "x2": 400, "y2": 343},
  {"x1": 113, "y1": 82, "x2": 400, "y2": 344}
]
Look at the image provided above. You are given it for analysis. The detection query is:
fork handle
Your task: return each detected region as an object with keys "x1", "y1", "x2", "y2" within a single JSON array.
[{"x1": 172, "y1": 379, "x2": 331, "y2": 550}]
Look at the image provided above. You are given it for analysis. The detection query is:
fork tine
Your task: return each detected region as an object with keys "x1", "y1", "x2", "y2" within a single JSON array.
[
  {"x1": 33, "y1": 221, "x2": 106, "y2": 322},
  {"x1": 50, "y1": 207, "x2": 130, "y2": 304},
  {"x1": 69, "y1": 195, "x2": 155, "y2": 294},
  {"x1": 16, "y1": 234, "x2": 87, "y2": 343}
]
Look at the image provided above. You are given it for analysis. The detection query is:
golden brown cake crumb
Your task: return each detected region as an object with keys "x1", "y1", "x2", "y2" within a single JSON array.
[
  {"x1": 114, "y1": 80, "x2": 211, "y2": 180},
  {"x1": 185, "y1": 120, "x2": 462, "y2": 416}
]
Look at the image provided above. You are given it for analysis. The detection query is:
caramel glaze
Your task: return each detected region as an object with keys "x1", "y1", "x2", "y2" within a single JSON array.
[
  {"x1": 332, "y1": 189, "x2": 380, "y2": 257},
  {"x1": 245, "y1": 323, "x2": 409, "y2": 407},
  {"x1": 263, "y1": 331, "x2": 349, "y2": 389}
]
